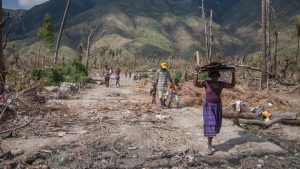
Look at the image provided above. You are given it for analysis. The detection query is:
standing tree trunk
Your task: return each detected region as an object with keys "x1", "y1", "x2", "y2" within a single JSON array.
[
  {"x1": 274, "y1": 30, "x2": 278, "y2": 76},
  {"x1": 209, "y1": 10, "x2": 213, "y2": 62},
  {"x1": 201, "y1": 0, "x2": 209, "y2": 63},
  {"x1": 296, "y1": 17, "x2": 300, "y2": 65},
  {"x1": 85, "y1": 28, "x2": 94, "y2": 70},
  {"x1": 261, "y1": 0, "x2": 268, "y2": 84},
  {"x1": 195, "y1": 48, "x2": 200, "y2": 65},
  {"x1": 0, "y1": 0, "x2": 5, "y2": 94},
  {"x1": 53, "y1": 0, "x2": 70, "y2": 64}
]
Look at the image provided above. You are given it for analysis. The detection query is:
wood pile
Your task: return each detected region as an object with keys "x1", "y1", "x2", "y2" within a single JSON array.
[{"x1": 199, "y1": 62, "x2": 234, "y2": 72}]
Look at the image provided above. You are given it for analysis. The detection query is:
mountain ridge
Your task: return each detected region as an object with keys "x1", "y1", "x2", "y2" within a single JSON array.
[{"x1": 5, "y1": 0, "x2": 300, "y2": 59}]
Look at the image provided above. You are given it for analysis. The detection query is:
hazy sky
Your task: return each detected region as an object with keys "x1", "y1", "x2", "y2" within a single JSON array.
[{"x1": 3, "y1": 0, "x2": 49, "y2": 9}]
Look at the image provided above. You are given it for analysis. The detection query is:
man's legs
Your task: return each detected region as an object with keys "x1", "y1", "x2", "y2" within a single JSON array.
[
  {"x1": 105, "y1": 77, "x2": 109, "y2": 87},
  {"x1": 175, "y1": 94, "x2": 179, "y2": 108},
  {"x1": 163, "y1": 90, "x2": 168, "y2": 107}
]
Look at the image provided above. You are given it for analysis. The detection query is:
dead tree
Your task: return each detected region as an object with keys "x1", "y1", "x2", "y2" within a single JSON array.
[
  {"x1": 261, "y1": 0, "x2": 268, "y2": 84},
  {"x1": 270, "y1": 6, "x2": 278, "y2": 76},
  {"x1": 85, "y1": 26, "x2": 95, "y2": 70},
  {"x1": 84, "y1": 27, "x2": 106, "y2": 70},
  {"x1": 296, "y1": 16, "x2": 300, "y2": 65},
  {"x1": 201, "y1": 0, "x2": 209, "y2": 63},
  {"x1": 0, "y1": 0, "x2": 5, "y2": 94},
  {"x1": 53, "y1": 0, "x2": 71, "y2": 64},
  {"x1": 209, "y1": 10, "x2": 213, "y2": 61}
]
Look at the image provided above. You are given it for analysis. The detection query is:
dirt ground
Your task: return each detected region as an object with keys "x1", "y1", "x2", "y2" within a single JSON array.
[{"x1": 1, "y1": 77, "x2": 300, "y2": 169}]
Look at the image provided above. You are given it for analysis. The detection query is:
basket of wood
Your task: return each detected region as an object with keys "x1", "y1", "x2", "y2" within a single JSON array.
[{"x1": 199, "y1": 62, "x2": 234, "y2": 72}]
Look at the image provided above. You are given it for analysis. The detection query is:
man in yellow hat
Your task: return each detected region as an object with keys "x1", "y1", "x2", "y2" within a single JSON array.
[{"x1": 156, "y1": 62, "x2": 173, "y2": 108}]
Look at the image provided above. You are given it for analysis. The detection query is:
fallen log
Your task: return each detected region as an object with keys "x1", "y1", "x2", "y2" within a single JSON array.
[
  {"x1": 239, "y1": 118, "x2": 283, "y2": 128},
  {"x1": 224, "y1": 111, "x2": 300, "y2": 127},
  {"x1": 281, "y1": 119, "x2": 300, "y2": 126},
  {"x1": 223, "y1": 111, "x2": 257, "y2": 119}
]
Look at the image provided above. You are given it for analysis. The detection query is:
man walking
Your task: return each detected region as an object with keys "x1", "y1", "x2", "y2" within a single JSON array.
[
  {"x1": 115, "y1": 67, "x2": 121, "y2": 87},
  {"x1": 103, "y1": 65, "x2": 111, "y2": 87},
  {"x1": 156, "y1": 62, "x2": 173, "y2": 108}
]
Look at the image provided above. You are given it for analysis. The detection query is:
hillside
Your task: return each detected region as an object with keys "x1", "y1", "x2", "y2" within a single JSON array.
[{"x1": 5, "y1": 0, "x2": 300, "y2": 60}]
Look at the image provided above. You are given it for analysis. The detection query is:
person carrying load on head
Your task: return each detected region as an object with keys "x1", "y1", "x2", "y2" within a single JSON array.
[{"x1": 194, "y1": 65, "x2": 235, "y2": 155}]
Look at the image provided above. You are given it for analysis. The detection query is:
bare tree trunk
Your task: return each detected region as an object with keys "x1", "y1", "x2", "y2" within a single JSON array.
[
  {"x1": 202, "y1": 0, "x2": 209, "y2": 63},
  {"x1": 196, "y1": 48, "x2": 200, "y2": 65},
  {"x1": 209, "y1": 10, "x2": 213, "y2": 62},
  {"x1": 261, "y1": 0, "x2": 268, "y2": 84},
  {"x1": 274, "y1": 32, "x2": 278, "y2": 77},
  {"x1": 297, "y1": 17, "x2": 300, "y2": 65},
  {"x1": 85, "y1": 28, "x2": 94, "y2": 70},
  {"x1": 297, "y1": 36, "x2": 299, "y2": 65},
  {"x1": 0, "y1": 0, "x2": 5, "y2": 94},
  {"x1": 53, "y1": 0, "x2": 70, "y2": 64}
]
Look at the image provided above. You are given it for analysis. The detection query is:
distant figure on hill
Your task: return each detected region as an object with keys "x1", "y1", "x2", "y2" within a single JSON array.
[
  {"x1": 194, "y1": 66, "x2": 235, "y2": 155},
  {"x1": 125, "y1": 71, "x2": 128, "y2": 78},
  {"x1": 115, "y1": 67, "x2": 121, "y2": 87},
  {"x1": 150, "y1": 82, "x2": 157, "y2": 104},
  {"x1": 156, "y1": 62, "x2": 173, "y2": 108},
  {"x1": 103, "y1": 65, "x2": 111, "y2": 87},
  {"x1": 129, "y1": 72, "x2": 132, "y2": 79}
]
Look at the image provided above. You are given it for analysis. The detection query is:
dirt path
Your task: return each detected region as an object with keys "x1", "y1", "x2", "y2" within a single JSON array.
[{"x1": 2, "y1": 79, "x2": 299, "y2": 168}]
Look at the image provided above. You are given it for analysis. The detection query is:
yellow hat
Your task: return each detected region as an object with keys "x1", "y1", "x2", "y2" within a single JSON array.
[{"x1": 161, "y1": 63, "x2": 167, "y2": 69}]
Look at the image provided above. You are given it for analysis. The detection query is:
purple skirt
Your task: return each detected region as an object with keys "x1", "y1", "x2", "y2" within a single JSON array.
[{"x1": 203, "y1": 101, "x2": 222, "y2": 137}]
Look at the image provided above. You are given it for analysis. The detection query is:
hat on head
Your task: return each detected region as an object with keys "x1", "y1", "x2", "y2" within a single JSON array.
[{"x1": 161, "y1": 63, "x2": 167, "y2": 69}]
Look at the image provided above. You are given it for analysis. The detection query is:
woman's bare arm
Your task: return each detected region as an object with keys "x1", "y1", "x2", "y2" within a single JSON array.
[{"x1": 194, "y1": 67, "x2": 205, "y2": 88}]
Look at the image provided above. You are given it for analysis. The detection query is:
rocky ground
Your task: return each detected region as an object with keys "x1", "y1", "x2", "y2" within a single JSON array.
[{"x1": 1, "y1": 77, "x2": 300, "y2": 169}]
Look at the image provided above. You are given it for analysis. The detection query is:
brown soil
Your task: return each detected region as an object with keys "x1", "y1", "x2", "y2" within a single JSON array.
[{"x1": 1, "y1": 79, "x2": 300, "y2": 169}]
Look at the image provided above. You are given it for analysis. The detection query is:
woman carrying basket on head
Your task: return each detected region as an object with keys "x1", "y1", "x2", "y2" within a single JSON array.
[{"x1": 194, "y1": 65, "x2": 235, "y2": 155}]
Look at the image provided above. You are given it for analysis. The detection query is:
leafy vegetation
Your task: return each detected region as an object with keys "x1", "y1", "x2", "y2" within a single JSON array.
[{"x1": 30, "y1": 60, "x2": 90, "y2": 85}]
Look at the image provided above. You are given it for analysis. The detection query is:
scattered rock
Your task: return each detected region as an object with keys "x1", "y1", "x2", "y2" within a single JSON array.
[
  {"x1": 258, "y1": 159, "x2": 264, "y2": 164},
  {"x1": 257, "y1": 164, "x2": 263, "y2": 168},
  {"x1": 10, "y1": 148, "x2": 23, "y2": 157},
  {"x1": 58, "y1": 132, "x2": 66, "y2": 137},
  {"x1": 60, "y1": 82, "x2": 78, "y2": 93},
  {"x1": 32, "y1": 159, "x2": 47, "y2": 166},
  {"x1": 41, "y1": 165, "x2": 49, "y2": 169},
  {"x1": 155, "y1": 115, "x2": 170, "y2": 121},
  {"x1": 16, "y1": 164, "x2": 25, "y2": 169},
  {"x1": 44, "y1": 86, "x2": 59, "y2": 92}
]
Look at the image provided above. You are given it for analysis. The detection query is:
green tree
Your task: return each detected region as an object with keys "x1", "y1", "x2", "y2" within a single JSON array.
[{"x1": 37, "y1": 14, "x2": 55, "y2": 53}]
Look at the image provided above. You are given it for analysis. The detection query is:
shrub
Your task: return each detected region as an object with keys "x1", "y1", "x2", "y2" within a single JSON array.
[
  {"x1": 46, "y1": 66, "x2": 64, "y2": 85},
  {"x1": 30, "y1": 68, "x2": 47, "y2": 80},
  {"x1": 173, "y1": 70, "x2": 182, "y2": 83},
  {"x1": 28, "y1": 60, "x2": 90, "y2": 85}
]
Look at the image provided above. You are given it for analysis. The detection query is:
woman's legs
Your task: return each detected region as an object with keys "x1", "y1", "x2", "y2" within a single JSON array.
[{"x1": 207, "y1": 137, "x2": 213, "y2": 155}]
